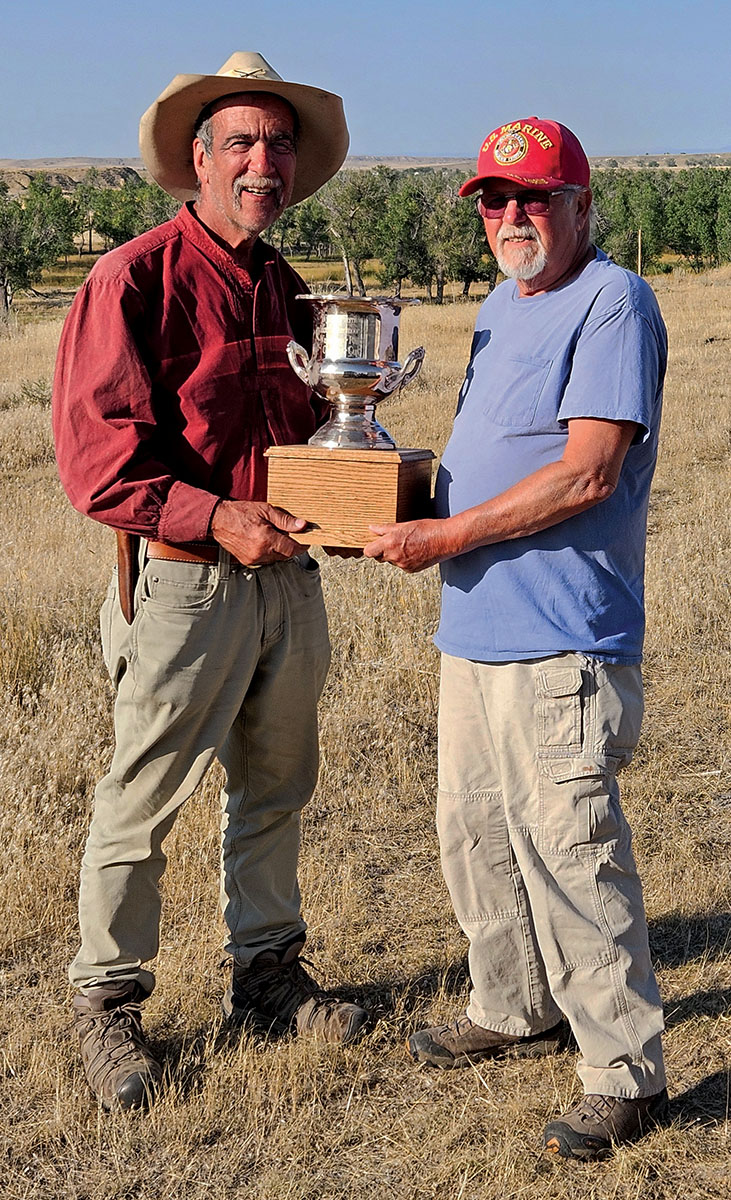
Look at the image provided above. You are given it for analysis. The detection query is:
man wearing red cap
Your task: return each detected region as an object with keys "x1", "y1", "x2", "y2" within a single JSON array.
[{"x1": 365, "y1": 117, "x2": 668, "y2": 1160}]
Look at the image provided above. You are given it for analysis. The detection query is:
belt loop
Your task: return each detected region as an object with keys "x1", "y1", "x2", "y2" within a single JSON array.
[{"x1": 218, "y1": 546, "x2": 232, "y2": 581}]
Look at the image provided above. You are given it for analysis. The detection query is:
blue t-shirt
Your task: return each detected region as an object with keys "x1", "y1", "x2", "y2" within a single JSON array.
[{"x1": 434, "y1": 250, "x2": 667, "y2": 665}]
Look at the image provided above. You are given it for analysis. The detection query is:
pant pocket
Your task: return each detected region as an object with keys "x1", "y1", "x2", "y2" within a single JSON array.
[
  {"x1": 534, "y1": 757, "x2": 643, "y2": 974},
  {"x1": 140, "y1": 560, "x2": 220, "y2": 611},
  {"x1": 538, "y1": 756, "x2": 626, "y2": 856},
  {"x1": 535, "y1": 663, "x2": 584, "y2": 754},
  {"x1": 99, "y1": 573, "x2": 118, "y2": 680}
]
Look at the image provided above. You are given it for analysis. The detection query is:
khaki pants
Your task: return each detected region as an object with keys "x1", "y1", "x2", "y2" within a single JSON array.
[
  {"x1": 438, "y1": 651, "x2": 665, "y2": 1098},
  {"x1": 69, "y1": 550, "x2": 330, "y2": 993}
]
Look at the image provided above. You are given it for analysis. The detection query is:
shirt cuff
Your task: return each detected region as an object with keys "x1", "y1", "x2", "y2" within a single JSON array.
[{"x1": 157, "y1": 481, "x2": 222, "y2": 544}]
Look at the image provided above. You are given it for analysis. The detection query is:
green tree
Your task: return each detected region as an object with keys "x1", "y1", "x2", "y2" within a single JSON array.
[
  {"x1": 90, "y1": 179, "x2": 178, "y2": 248},
  {"x1": 716, "y1": 172, "x2": 731, "y2": 264},
  {"x1": 592, "y1": 169, "x2": 666, "y2": 272},
  {"x1": 293, "y1": 196, "x2": 330, "y2": 260},
  {"x1": 267, "y1": 206, "x2": 298, "y2": 256},
  {"x1": 419, "y1": 171, "x2": 494, "y2": 302},
  {"x1": 374, "y1": 173, "x2": 429, "y2": 297},
  {"x1": 444, "y1": 177, "x2": 496, "y2": 298},
  {"x1": 0, "y1": 176, "x2": 78, "y2": 318},
  {"x1": 92, "y1": 179, "x2": 144, "y2": 247},
  {"x1": 665, "y1": 169, "x2": 723, "y2": 269},
  {"x1": 75, "y1": 167, "x2": 103, "y2": 254},
  {"x1": 135, "y1": 183, "x2": 180, "y2": 233},
  {"x1": 24, "y1": 174, "x2": 80, "y2": 262},
  {"x1": 318, "y1": 170, "x2": 389, "y2": 294},
  {"x1": 0, "y1": 185, "x2": 27, "y2": 317}
]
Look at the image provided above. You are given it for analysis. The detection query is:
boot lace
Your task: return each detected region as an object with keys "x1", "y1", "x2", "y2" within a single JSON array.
[{"x1": 234, "y1": 955, "x2": 324, "y2": 1025}]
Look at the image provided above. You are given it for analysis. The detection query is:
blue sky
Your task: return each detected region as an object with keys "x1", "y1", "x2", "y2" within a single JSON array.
[{"x1": 3, "y1": 0, "x2": 729, "y2": 160}]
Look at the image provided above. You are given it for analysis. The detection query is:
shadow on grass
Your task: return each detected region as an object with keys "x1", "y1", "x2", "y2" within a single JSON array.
[
  {"x1": 134, "y1": 959, "x2": 473, "y2": 1102},
  {"x1": 671, "y1": 1070, "x2": 730, "y2": 1127},
  {"x1": 147, "y1": 914, "x2": 731, "y2": 1101},
  {"x1": 350, "y1": 958, "x2": 470, "y2": 1023},
  {"x1": 664, "y1": 987, "x2": 731, "y2": 1029},
  {"x1": 649, "y1": 911, "x2": 730, "y2": 968},
  {"x1": 151, "y1": 1021, "x2": 220, "y2": 1101}
]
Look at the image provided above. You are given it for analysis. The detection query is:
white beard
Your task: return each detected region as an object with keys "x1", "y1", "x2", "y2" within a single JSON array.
[{"x1": 495, "y1": 226, "x2": 548, "y2": 281}]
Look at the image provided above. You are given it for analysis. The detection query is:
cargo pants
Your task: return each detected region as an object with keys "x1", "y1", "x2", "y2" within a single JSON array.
[
  {"x1": 437, "y1": 651, "x2": 666, "y2": 1098},
  {"x1": 69, "y1": 548, "x2": 330, "y2": 994}
]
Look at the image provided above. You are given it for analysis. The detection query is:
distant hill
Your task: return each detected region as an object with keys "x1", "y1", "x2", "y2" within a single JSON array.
[
  {"x1": 1, "y1": 153, "x2": 730, "y2": 196},
  {"x1": 0, "y1": 161, "x2": 148, "y2": 196}
]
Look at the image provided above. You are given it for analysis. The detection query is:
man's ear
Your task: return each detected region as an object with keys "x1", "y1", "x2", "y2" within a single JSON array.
[
  {"x1": 192, "y1": 138, "x2": 209, "y2": 187},
  {"x1": 578, "y1": 187, "x2": 593, "y2": 217}
]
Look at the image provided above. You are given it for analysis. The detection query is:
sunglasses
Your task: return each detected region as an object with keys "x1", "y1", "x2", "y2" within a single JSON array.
[{"x1": 476, "y1": 188, "x2": 569, "y2": 218}]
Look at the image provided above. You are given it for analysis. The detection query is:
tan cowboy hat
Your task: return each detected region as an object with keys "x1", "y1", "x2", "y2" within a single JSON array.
[{"x1": 139, "y1": 51, "x2": 349, "y2": 205}]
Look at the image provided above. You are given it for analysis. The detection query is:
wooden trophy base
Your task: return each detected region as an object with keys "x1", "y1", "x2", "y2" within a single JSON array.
[{"x1": 265, "y1": 445, "x2": 435, "y2": 548}]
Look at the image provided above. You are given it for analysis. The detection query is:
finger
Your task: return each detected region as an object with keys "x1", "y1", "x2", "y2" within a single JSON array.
[
  {"x1": 277, "y1": 533, "x2": 306, "y2": 557},
  {"x1": 363, "y1": 538, "x2": 385, "y2": 559},
  {"x1": 267, "y1": 505, "x2": 308, "y2": 532},
  {"x1": 253, "y1": 529, "x2": 304, "y2": 562}
]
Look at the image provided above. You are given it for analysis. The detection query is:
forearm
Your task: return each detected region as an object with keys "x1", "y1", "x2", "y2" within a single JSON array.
[
  {"x1": 365, "y1": 418, "x2": 635, "y2": 573},
  {"x1": 442, "y1": 456, "x2": 617, "y2": 557}
]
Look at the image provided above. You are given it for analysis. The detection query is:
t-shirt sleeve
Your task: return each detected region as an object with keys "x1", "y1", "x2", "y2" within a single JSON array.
[{"x1": 557, "y1": 298, "x2": 664, "y2": 443}]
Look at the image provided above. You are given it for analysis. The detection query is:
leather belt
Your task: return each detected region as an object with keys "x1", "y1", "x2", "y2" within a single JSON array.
[{"x1": 146, "y1": 540, "x2": 219, "y2": 564}]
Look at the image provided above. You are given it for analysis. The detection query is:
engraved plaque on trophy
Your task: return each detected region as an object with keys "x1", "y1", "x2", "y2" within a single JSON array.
[{"x1": 265, "y1": 294, "x2": 434, "y2": 548}]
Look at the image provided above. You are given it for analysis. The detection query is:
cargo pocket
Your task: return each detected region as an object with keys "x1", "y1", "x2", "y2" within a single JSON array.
[
  {"x1": 536, "y1": 663, "x2": 584, "y2": 755},
  {"x1": 536, "y1": 756, "x2": 632, "y2": 971},
  {"x1": 538, "y1": 755, "x2": 624, "y2": 856}
]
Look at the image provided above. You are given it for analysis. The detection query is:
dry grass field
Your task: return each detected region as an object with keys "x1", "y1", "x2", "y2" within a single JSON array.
[{"x1": 0, "y1": 269, "x2": 729, "y2": 1200}]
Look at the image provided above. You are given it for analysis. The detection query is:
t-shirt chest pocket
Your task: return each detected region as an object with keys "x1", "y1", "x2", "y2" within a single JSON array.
[{"x1": 481, "y1": 354, "x2": 552, "y2": 427}]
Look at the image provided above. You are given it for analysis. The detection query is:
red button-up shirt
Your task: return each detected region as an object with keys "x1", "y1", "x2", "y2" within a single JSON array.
[{"x1": 52, "y1": 203, "x2": 318, "y2": 543}]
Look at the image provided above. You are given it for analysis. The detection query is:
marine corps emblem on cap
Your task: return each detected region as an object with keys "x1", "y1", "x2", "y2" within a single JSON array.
[
  {"x1": 459, "y1": 117, "x2": 590, "y2": 197},
  {"x1": 493, "y1": 131, "x2": 529, "y2": 167}
]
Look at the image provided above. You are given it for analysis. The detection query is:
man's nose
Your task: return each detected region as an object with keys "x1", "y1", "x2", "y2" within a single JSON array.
[
  {"x1": 503, "y1": 198, "x2": 529, "y2": 223},
  {"x1": 248, "y1": 137, "x2": 276, "y2": 175}
]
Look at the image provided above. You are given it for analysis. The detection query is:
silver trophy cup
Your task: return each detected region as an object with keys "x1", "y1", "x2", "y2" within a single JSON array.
[{"x1": 286, "y1": 294, "x2": 425, "y2": 449}]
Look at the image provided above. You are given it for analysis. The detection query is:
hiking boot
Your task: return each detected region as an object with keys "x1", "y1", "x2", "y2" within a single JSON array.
[
  {"x1": 543, "y1": 1088, "x2": 670, "y2": 1160},
  {"x1": 73, "y1": 981, "x2": 163, "y2": 1111},
  {"x1": 407, "y1": 1011, "x2": 566, "y2": 1069},
  {"x1": 222, "y1": 939, "x2": 368, "y2": 1044}
]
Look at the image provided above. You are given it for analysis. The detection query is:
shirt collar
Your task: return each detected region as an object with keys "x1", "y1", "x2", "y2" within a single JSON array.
[{"x1": 174, "y1": 201, "x2": 279, "y2": 281}]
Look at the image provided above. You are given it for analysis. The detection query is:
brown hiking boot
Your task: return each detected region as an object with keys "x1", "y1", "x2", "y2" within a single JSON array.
[
  {"x1": 222, "y1": 939, "x2": 368, "y2": 1044},
  {"x1": 73, "y1": 981, "x2": 163, "y2": 1111},
  {"x1": 407, "y1": 1011, "x2": 566, "y2": 1069},
  {"x1": 543, "y1": 1089, "x2": 670, "y2": 1160}
]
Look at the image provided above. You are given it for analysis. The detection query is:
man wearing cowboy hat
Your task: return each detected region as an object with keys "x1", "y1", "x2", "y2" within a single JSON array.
[
  {"x1": 364, "y1": 118, "x2": 669, "y2": 1160},
  {"x1": 53, "y1": 52, "x2": 367, "y2": 1112}
]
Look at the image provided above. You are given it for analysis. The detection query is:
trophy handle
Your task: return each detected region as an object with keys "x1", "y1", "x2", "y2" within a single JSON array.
[
  {"x1": 286, "y1": 340, "x2": 314, "y2": 386},
  {"x1": 384, "y1": 346, "x2": 426, "y2": 393}
]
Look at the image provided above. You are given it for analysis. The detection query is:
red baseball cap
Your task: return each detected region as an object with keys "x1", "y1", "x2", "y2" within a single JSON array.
[{"x1": 459, "y1": 117, "x2": 590, "y2": 197}]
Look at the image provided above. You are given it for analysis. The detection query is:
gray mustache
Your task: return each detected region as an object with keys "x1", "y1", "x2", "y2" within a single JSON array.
[
  {"x1": 233, "y1": 175, "x2": 280, "y2": 196},
  {"x1": 497, "y1": 227, "x2": 539, "y2": 244}
]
